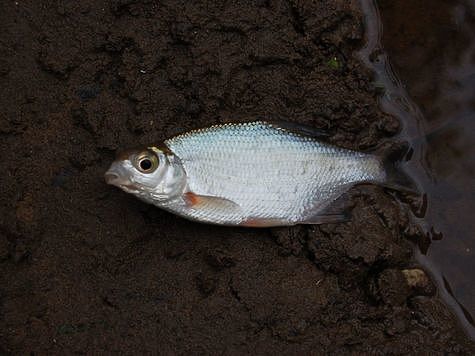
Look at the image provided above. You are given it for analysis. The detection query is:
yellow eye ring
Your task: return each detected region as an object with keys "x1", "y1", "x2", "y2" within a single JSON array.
[{"x1": 135, "y1": 152, "x2": 159, "y2": 173}]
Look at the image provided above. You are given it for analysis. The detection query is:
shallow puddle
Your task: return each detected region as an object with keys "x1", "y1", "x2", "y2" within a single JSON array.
[{"x1": 360, "y1": 0, "x2": 475, "y2": 338}]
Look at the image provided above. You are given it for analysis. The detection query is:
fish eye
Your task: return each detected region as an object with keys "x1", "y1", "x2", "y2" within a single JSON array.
[
  {"x1": 140, "y1": 158, "x2": 152, "y2": 171},
  {"x1": 135, "y1": 152, "x2": 158, "y2": 173}
]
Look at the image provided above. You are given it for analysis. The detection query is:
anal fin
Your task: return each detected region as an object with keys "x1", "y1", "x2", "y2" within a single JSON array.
[
  {"x1": 300, "y1": 193, "x2": 353, "y2": 225},
  {"x1": 240, "y1": 218, "x2": 290, "y2": 228},
  {"x1": 301, "y1": 212, "x2": 350, "y2": 225}
]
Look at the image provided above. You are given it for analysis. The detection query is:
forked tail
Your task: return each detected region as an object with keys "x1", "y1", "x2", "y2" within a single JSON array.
[{"x1": 377, "y1": 143, "x2": 419, "y2": 193}]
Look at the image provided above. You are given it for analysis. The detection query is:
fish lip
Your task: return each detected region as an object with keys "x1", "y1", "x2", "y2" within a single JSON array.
[
  {"x1": 104, "y1": 172, "x2": 120, "y2": 185},
  {"x1": 119, "y1": 183, "x2": 140, "y2": 193},
  {"x1": 104, "y1": 170, "x2": 139, "y2": 192}
]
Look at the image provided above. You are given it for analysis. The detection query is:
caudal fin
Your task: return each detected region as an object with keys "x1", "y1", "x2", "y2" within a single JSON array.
[{"x1": 377, "y1": 142, "x2": 419, "y2": 194}]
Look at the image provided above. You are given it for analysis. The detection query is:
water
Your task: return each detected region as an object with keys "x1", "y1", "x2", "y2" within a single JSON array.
[{"x1": 359, "y1": 0, "x2": 475, "y2": 338}]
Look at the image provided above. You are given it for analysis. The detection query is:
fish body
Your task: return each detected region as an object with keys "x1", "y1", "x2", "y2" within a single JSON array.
[{"x1": 105, "y1": 121, "x2": 389, "y2": 226}]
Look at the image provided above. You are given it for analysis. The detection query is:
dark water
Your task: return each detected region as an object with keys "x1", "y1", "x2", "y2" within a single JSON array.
[{"x1": 360, "y1": 0, "x2": 475, "y2": 338}]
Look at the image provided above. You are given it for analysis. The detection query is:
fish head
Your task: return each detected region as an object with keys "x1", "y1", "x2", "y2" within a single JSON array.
[{"x1": 105, "y1": 146, "x2": 185, "y2": 202}]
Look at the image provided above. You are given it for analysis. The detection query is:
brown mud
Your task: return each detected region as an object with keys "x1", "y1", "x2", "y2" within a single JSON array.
[
  {"x1": 378, "y1": 0, "x2": 475, "y2": 334},
  {"x1": 0, "y1": 0, "x2": 474, "y2": 354}
]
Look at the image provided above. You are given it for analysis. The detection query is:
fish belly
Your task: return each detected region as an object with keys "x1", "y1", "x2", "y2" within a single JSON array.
[{"x1": 165, "y1": 122, "x2": 383, "y2": 225}]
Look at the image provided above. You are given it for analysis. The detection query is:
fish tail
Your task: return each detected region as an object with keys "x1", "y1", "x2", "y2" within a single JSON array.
[{"x1": 377, "y1": 142, "x2": 419, "y2": 193}]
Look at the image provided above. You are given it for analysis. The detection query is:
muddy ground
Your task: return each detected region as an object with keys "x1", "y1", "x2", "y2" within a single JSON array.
[{"x1": 0, "y1": 0, "x2": 474, "y2": 354}]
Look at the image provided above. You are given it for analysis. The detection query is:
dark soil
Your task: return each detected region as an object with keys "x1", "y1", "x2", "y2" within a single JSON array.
[
  {"x1": 378, "y1": 0, "x2": 475, "y2": 325},
  {"x1": 0, "y1": 0, "x2": 473, "y2": 354}
]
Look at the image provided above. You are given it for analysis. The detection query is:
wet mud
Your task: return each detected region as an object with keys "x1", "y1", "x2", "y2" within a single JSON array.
[
  {"x1": 378, "y1": 0, "x2": 475, "y2": 335},
  {"x1": 0, "y1": 0, "x2": 474, "y2": 353}
]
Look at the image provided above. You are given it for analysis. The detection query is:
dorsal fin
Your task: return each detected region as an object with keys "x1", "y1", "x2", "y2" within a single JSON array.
[{"x1": 264, "y1": 120, "x2": 331, "y2": 141}]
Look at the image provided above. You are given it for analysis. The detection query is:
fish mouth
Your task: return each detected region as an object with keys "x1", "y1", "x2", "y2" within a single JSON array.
[{"x1": 104, "y1": 171, "x2": 139, "y2": 192}]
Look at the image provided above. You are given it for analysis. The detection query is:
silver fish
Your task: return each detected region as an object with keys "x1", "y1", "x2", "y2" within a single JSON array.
[{"x1": 105, "y1": 121, "x2": 408, "y2": 227}]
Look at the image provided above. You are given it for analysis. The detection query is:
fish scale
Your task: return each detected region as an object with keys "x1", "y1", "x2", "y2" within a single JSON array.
[{"x1": 164, "y1": 121, "x2": 385, "y2": 225}]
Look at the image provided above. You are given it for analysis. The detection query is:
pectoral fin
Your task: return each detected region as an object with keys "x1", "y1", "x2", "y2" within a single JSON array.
[{"x1": 184, "y1": 192, "x2": 240, "y2": 211}]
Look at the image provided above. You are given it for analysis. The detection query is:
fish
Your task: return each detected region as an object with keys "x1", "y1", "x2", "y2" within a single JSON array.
[{"x1": 105, "y1": 121, "x2": 413, "y2": 227}]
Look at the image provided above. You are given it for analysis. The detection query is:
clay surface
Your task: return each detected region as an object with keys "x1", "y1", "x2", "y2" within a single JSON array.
[{"x1": 0, "y1": 0, "x2": 473, "y2": 353}]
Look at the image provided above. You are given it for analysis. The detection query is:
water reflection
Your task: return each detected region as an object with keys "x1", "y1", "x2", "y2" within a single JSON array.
[{"x1": 360, "y1": 0, "x2": 475, "y2": 338}]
